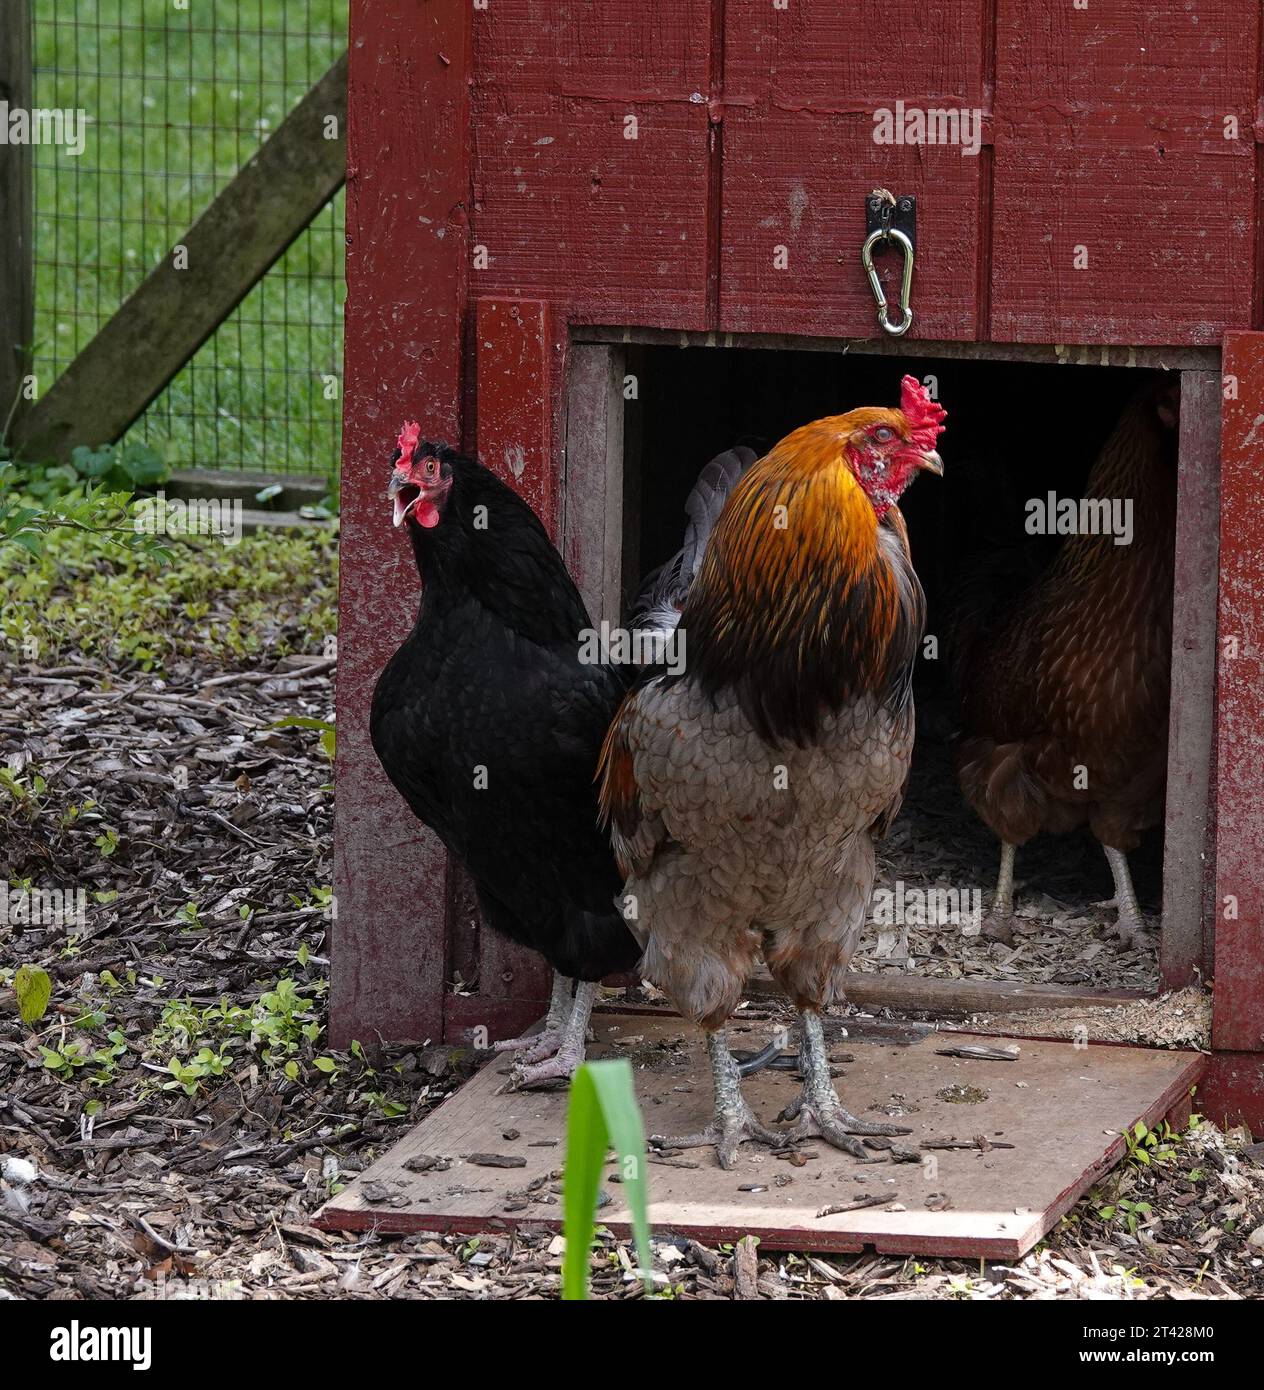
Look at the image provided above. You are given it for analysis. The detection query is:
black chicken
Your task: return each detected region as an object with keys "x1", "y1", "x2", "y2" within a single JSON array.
[{"x1": 370, "y1": 424, "x2": 749, "y2": 1084}]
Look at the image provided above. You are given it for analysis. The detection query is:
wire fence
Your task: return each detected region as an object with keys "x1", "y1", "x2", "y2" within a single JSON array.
[{"x1": 30, "y1": 0, "x2": 346, "y2": 477}]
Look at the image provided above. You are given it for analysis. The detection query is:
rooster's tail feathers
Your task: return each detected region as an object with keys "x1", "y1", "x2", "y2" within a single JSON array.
[{"x1": 631, "y1": 446, "x2": 757, "y2": 632}]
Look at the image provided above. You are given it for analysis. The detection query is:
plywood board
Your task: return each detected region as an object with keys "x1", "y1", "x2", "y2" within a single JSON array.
[{"x1": 316, "y1": 1013, "x2": 1204, "y2": 1258}]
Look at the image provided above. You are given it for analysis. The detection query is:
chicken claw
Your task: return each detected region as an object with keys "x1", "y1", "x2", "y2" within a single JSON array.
[
  {"x1": 980, "y1": 912, "x2": 1017, "y2": 946},
  {"x1": 778, "y1": 1011, "x2": 911, "y2": 1162},
  {"x1": 651, "y1": 1030, "x2": 787, "y2": 1169},
  {"x1": 504, "y1": 980, "x2": 597, "y2": 1091},
  {"x1": 491, "y1": 972, "x2": 573, "y2": 1059}
]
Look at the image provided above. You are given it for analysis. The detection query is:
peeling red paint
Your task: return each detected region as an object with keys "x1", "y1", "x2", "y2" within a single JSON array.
[{"x1": 1214, "y1": 331, "x2": 1264, "y2": 1054}]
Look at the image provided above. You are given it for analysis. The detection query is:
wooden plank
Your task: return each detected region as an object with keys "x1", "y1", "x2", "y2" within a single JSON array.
[
  {"x1": 474, "y1": 0, "x2": 711, "y2": 95},
  {"x1": 571, "y1": 325, "x2": 1219, "y2": 371},
  {"x1": 990, "y1": 2, "x2": 1258, "y2": 344},
  {"x1": 1199, "y1": 1051, "x2": 1264, "y2": 1136},
  {"x1": 454, "y1": 296, "x2": 560, "y2": 1032},
  {"x1": 315, "y1": 1013, "x2": 1205, "y2": 1259},
  {"x1": 0, "y1": 0, "x2": 32, "y2": 433},
  {"x1": 11, "y1": 52, "x2": 348, "y2": 462},
  {"x1": 330, "y1": 3, "x2": 471, "y2": 1050},
  {"x1": 470, "y1": 93, "x2": 711, "y2": 330},
  {"x1": 719, "y1": 1, "x2": 988, "y2": 341},
  {"x1": 749, "y1": 970, "x2": 1148, "y2": 1017},
  {"x1": 470, "y1": 1, "x2": 712, "y2": 329},
  {"x1": 1160, "y1": 371, "x2": 1220, "y2": 989},
  {"x1": 1213, "y1": 330, "x2": 1264, "y2": 1053},
  {"x1": 476, "y1": 298, "x2": 559, "y2": 534},
  {"x1": 563, "y1": 343, "x2": 626, "y2": 627}
]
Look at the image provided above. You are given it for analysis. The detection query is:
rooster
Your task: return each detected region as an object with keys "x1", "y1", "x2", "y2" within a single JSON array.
[
  {"x1": 598, "y1": 378, "x2": 945, "y2": 1167},
  {"x1": 370, "y1": 425, "x2": 749, "y2": 1085},
  {"x1": 952, "y1": 382, "x2": 1177, "y2": 947}
]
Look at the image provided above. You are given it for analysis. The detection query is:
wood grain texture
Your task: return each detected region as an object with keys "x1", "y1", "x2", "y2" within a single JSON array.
[
  {"x1": 1161, "y1": 371, "x2": 1220, "y2": 990},
  {"x1": 723, "y1": 0, "x2": 988, "y2": 108},
  {"x1": 315, "y1": 1013, "x2": 1205, "y2": 1258},
  {"x1": 1199, "y1": 1051, "x2": 1264, "y2": 1135},
  {"x1": 720, "y1": 110, "x2": 982, "y2": 338},
  {"x1": 719, "y1": 1, "x2": 987, "y2": 339},
  {"x1": 563, "y1": 342, "x2": 626, "y2": 627},
  {"x1": 0, "y1": 0, "x2": 32, "y2": 432},
  {"x1": 990, "y1": 2, "x2": 1258, "y2": 344},
  {"x1": 331, "y1": 1, "x2": 471, "y2": 1049},
  {"x1": 1213, "y1": 331, "x2": 1264, "y2": 1053},
  {"x1": 476, "y1": 298, "x2": 559, "y2": 536},
  {"x1": 471, "y1": 1, "x2": 712, "y2": 328}
]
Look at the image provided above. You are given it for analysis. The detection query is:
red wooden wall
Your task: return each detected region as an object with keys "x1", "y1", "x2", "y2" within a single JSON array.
[{"x1": 334, "y1": 2, "x2": 1264, "y2": 1074}]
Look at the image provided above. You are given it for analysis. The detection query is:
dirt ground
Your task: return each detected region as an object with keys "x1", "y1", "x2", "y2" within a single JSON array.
[{"x1": 1, "y1": 653, "x2": 1261, "y2": 1301}]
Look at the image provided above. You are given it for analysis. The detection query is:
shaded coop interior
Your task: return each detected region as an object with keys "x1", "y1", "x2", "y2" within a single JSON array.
[{"x1": 618, "y1": 348, "x2": 1177, "y2": 997}]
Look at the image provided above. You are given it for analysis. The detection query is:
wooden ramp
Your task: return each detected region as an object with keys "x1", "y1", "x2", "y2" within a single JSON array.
[{"x1": 315, "y1": 1013, "x2": 1204, "y2": 1258}]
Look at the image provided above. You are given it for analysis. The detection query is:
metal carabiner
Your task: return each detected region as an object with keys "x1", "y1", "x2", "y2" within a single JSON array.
[{"x1": 861, "y1": 226, "x2": 914, "y2": 338}]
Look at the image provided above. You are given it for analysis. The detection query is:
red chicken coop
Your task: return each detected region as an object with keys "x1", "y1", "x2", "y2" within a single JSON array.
[{"x1": 330, "y1": 0, "x2": 1264, "y2": 1169}]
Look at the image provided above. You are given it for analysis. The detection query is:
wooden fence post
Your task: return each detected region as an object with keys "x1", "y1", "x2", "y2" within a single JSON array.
[{"x1": 0, "y1": 0, "x2": 33, "y2": 437}]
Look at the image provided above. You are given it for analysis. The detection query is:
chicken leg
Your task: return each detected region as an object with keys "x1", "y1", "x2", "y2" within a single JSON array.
[
  {"x1": 778, "y1": 1011, "x2": 911, "y2": 1160},
  {"x1": 650, "y1": 1029, "x2": 786, "y2": 1170},
  {"x1": 1100, "y1": 844, "x2": 1149, "y2": 950},
  {"x1": 982, "y1": 840, "x2": 1018, "y2": 943},
  {"x1": 493, "y1": 971, "x2": 573, "y2": 1061},
  {"x1": 506, "y1": 979, "x2": 598, "y2": 1088}
]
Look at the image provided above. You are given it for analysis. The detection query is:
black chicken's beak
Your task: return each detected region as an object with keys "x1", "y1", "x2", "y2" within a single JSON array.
[
  {"x1": 917, "y1": 450, "x2": 943, "y2": 476},
  {"x1": 388, "y1": 468, "x2": 422, "y2": 528}
]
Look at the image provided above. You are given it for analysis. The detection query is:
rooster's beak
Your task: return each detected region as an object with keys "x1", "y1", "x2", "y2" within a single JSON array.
[{"x1": 917, "y1": 450, "x2": 943, "y2": 477}]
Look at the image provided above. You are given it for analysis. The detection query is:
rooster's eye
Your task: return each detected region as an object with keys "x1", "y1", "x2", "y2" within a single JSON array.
[{"x1": 873, "y1": 427, "x2": 894, "y2": 443}]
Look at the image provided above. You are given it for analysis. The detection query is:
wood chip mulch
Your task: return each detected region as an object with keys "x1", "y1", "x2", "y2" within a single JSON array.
[{"x1": 1, "y1": 657, "x2": 1260, "y2": 1300}]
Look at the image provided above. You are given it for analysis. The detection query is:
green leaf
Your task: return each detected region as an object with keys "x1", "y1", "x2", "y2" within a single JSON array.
[
  {"x1": 14, "y1": 964, "x2": 52, "y2": 1026},
  {"x1": 284, "y1": 1060, "x2": 299, "y2": 1081},
  {"x1": 313, "y1": 1056, "x2": 337, "y2": 1073},
  {"x1": 562, "y1": 1059, "x2": 653, "y2": 1301},
  {"x1": 11, "y1": 531, "x2": 44, "y2": 557}
]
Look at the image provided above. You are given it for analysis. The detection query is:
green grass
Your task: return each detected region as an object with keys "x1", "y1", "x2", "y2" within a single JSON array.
[
  {"x1": 29, "y1": 1, "x2": 346, "y2": 476},
  {"x1": 0, "y1": 516, "x2": 338, "y2": 671}
]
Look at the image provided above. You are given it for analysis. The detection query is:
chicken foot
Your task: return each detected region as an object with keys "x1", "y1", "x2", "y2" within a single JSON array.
[
  {"x1": 777, "y1": 1011, "x2": 911, "y2": 1161},
  {"x1": 507, "y1": 980, "x2": 597, "y2": 1088},
  {"x1": 1100, "y1": 844, "x2": 1150, "y2": 950},
  {"x1": 493, "y1": 971, "x2": 574, "y2": 1061},
  {"x1": 650, "y1": 1029, "x2": 786, "y2": 1170}
]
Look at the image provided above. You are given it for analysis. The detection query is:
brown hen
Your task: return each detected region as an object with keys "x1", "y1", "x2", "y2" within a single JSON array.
[{"x1": 952, "y1": 381, "x2": 1178, "y2": 946}]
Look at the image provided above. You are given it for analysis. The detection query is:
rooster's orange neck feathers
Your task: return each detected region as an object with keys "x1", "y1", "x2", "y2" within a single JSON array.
[{"x1": 677, "y1": 415, "x2": 912, "y2": 745}]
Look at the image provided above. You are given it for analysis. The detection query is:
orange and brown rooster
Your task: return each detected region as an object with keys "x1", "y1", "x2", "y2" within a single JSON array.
[
  {"x1": 598, "y1": 377, "x2": 945, "y2": 1168},
  {"x1": 952, "y1": 381, "x2": 1177, "y2": 946}
]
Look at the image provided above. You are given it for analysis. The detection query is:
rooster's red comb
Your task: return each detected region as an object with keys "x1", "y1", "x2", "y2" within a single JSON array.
[
  {"x1": 899, "y1": 376, "x2": 947, "y2": 450},
  {"x1": 395, "y1": 421, "x2": 421, "y2": 466}
]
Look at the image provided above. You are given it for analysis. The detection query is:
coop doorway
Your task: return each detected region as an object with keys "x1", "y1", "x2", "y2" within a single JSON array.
[{"x1": 564, "y1": 335, "x2": 1218, "y2": 1031}]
